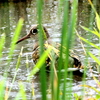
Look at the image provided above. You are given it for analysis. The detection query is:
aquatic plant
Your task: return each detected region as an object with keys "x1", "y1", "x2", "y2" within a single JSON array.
[{"x1": 75, "y1": 0, "x2": 100, "y2": 99}]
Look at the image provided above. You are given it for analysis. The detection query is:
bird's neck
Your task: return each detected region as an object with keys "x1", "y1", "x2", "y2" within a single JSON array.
[{"x1": 33, "y1": 37, "x2": 49, "y2": 51}]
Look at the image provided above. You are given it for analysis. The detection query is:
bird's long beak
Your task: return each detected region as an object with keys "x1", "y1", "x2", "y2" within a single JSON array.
[{"x1": 16, "y1": 33, "x2": 30, "y2": 44}]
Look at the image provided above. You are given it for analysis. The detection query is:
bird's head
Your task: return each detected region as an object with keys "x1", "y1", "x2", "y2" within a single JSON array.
[{"x1": 16, "y1": 25, "x2": 49, "y2": 44}]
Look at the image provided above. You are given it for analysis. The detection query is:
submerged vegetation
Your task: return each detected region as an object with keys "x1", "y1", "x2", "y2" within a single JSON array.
[{"x1": 0, "y1": 0, "x2": 100, "y2": 100}]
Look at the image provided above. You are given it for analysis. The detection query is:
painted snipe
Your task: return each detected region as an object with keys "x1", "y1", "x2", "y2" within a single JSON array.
[{"x1": 16, "y1": 25, "x2": 83, "y2": 71}]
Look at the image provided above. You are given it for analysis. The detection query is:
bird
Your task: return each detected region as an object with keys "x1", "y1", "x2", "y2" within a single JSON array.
[{"x1": 16, "y1": 25, "x2": 83, "y2": 72}]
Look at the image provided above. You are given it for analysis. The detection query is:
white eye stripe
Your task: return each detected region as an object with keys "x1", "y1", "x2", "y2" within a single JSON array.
[
  {"x1": 31, "y1": 29, "x2": 36, "y2": 35},
  {"x1": 31, "y1": 30, "x2": 33, "y2": 33}
]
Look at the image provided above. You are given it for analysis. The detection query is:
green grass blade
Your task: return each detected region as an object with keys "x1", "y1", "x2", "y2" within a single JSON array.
[
  {"x1": 96, "y1": 13, "x2": 100, "y2": 31},
  {"x1": 81, "y1": 84, "x2": 100, "y2": 94},
  {"x1": 3, "y1": 18, "x2": 24, "y2": 81},
  {"x1": 36, "y1": 0, "x2": 47, "y2": 100},
  {"x1": 63, "y1": 0, "x2": 78, "y2": 99},
  {"x1": 18, "y1": 82, "x2": 27, "y2": 100},
  {"x1": 0, "y1": 34, "x2": 5, "y2": 59},
  {"x1": 0, "y1": 80, "x2": 6, "y2": 100},
  {"x1": 15, "y1": 47, "x2": 23, "y2": 69},
  {"x1": 14, "y1": 82, "x2": 27, "y2": 100},
  {"x1": 81, "y1": 26, "x2": 100, "y2": 38},
  {"x1": 88, "y1": 52, "x2": 100, "y2": 73},
  {"x1": 8, "y1": 18, "x2": 24, "y2": 63},
  {"x1": 7, "y1": 47, "x2": 23, "y2": 99},
  {"x1": 88, "y1": 52, "x2": 100, "y2": 65},
  {"x1": 88, "y1": 0, "x2": 100, "y2": 31},
  {"x1": 79, "y1": 36, "x2": 100, "y2": 50},
  {"x1": 57, "y1": 0, "x2": 69, "y2": 99}
]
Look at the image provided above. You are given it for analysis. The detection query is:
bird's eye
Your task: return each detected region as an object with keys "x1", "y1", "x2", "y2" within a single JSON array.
[{"x1": 31, "y1": 29, "x2": 38, "y2": 34}]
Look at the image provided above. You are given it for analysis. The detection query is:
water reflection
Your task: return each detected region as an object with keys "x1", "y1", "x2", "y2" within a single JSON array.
[
  {"x1": 0, "y1": 0, "x2": 100, "y2": 99},
  {"x1": 0, "y1": 0, "x2": 32, "y2": 47}
]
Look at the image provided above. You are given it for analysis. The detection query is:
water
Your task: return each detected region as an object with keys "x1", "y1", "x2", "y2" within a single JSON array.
[{"x1": 0, "y1": 0, "x2": 100, "y2": 99}]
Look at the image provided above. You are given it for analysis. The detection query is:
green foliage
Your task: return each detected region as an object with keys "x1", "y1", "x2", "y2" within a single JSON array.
[
  {"x1": 78, "y1": 32, "x2": 100, "y2": 50},
  {"x1": 59, "y1": 0, "x2": 78, "y2": 99},
  {"x1": 0, "y1": 18, "x2": 24, "y2": 100},
  {"x1": 14, "y1": 82, "x2": 27, "y2": 100},
  {"x1": 8, "y1": 18, "x2": 24, "y2": 62},
  {"x1": 0, "y1": 34, "x2": 5, "y2": 59},
  {"x1": 79, "y1": 4, "x2": 100, "y2": 69},
  {"x1": 0, "y1": 80, "x2": 6, "y2": 100},
  {"x1": 77, "y1": 0, "x2": 100, "y2": 99}
]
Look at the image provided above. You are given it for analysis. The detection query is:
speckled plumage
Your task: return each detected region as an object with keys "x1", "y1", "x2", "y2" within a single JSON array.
[{"x1": 16, "y1": 25, "x2": 83, "y2": 70}]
